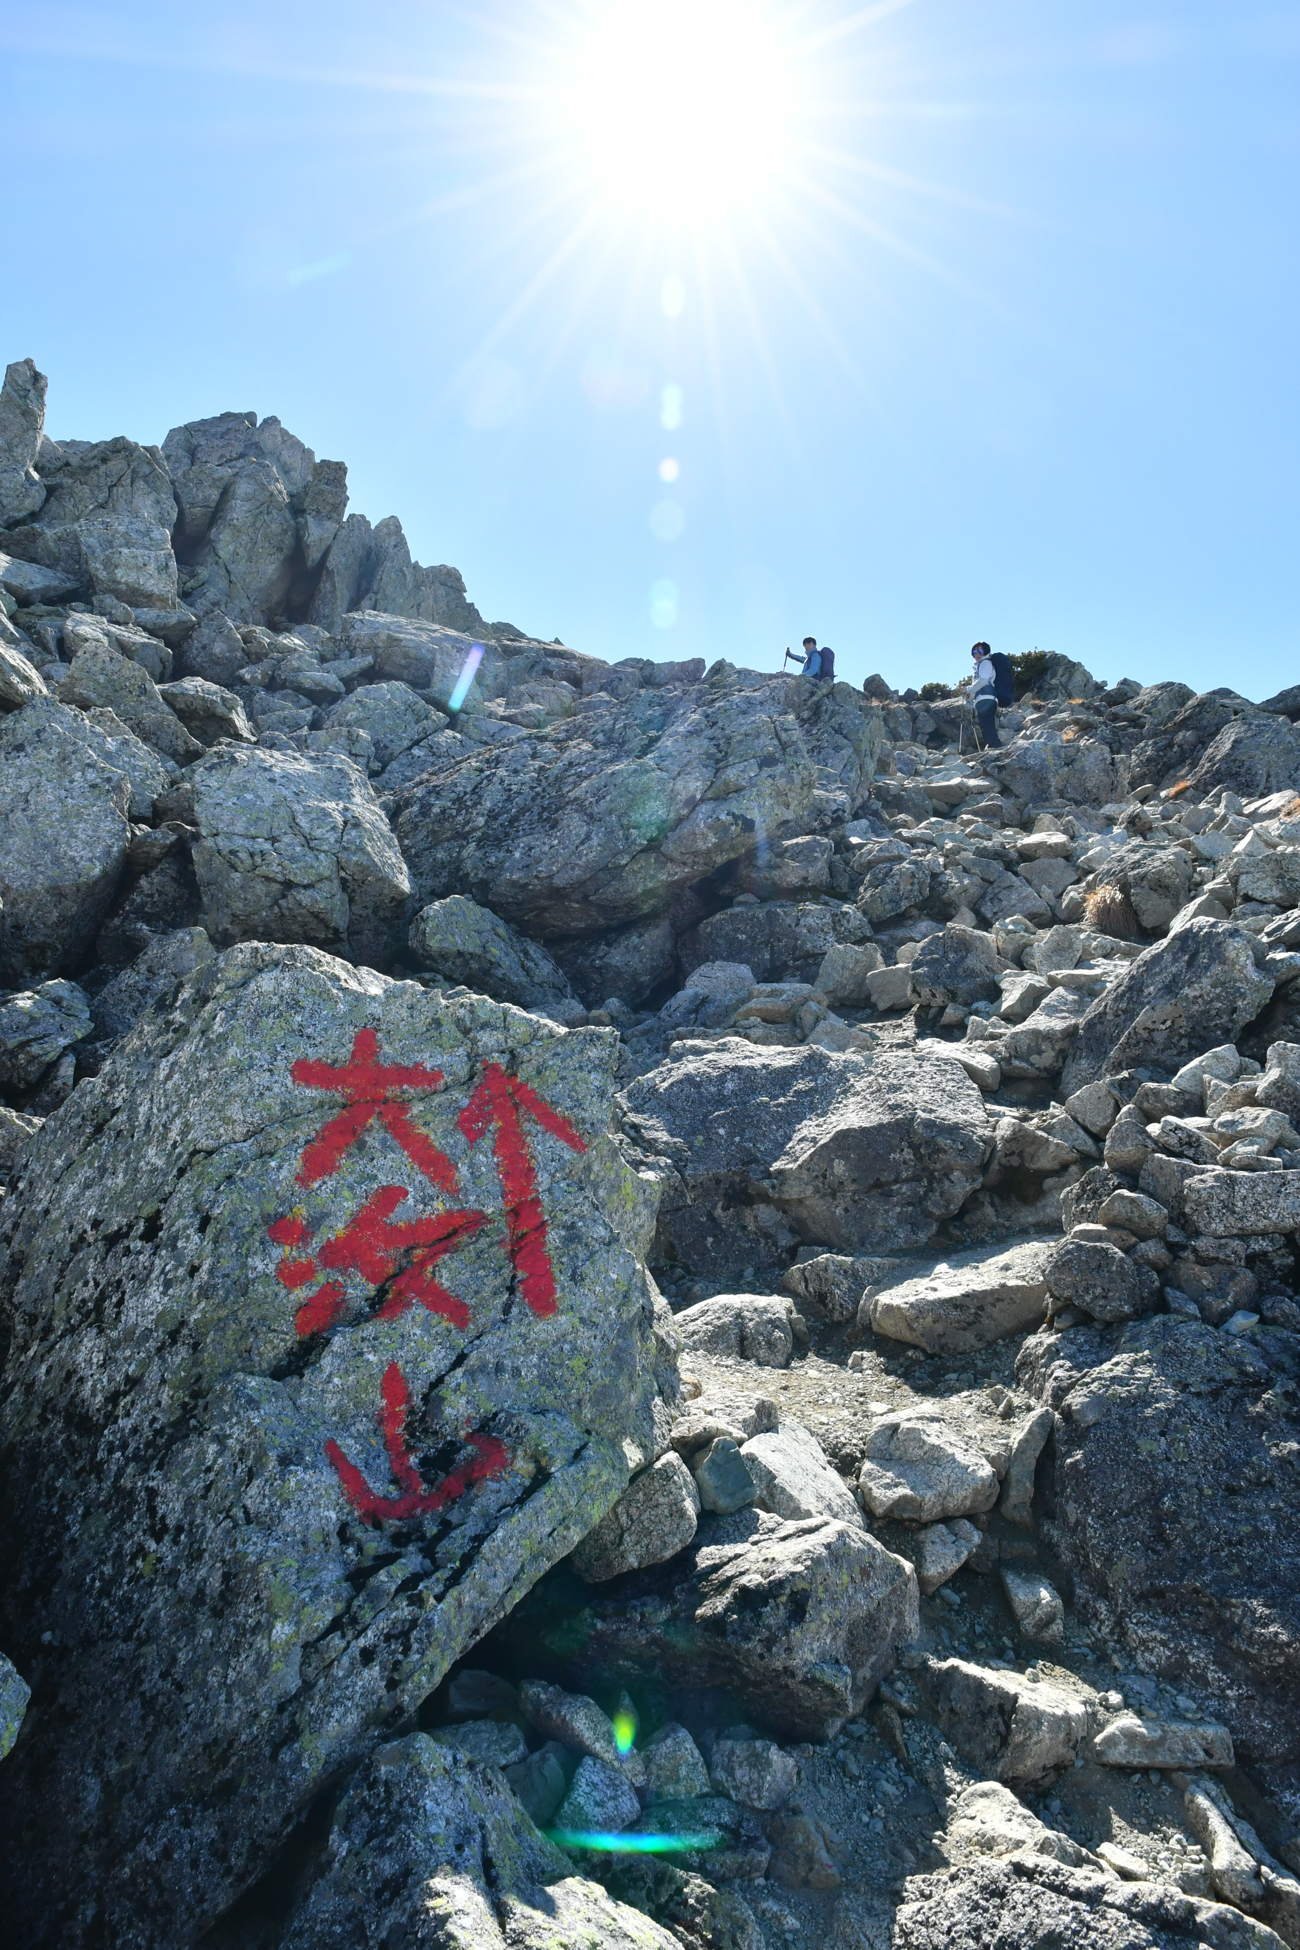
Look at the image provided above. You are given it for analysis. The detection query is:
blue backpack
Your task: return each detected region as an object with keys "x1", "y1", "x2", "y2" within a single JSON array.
[
  {"x1": 990, "y1": 652, "x2": 1015, "y2": 705},
  {"x1": 818, "y1": 646, "x2": 835, "y2": 681}
]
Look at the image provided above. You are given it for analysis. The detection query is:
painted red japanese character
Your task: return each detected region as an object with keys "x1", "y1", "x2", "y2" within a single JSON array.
[
  {"x1": 458, "y1": 1064, "x2": 586, "y2": 1317},
  {"x1": 291, "y1": 1028, "x2": 457, "y2": 1192},
  {"x1": 325, "y1": 1361, "x2": 510, "y2": 1523},
  {"x1": 269, "y1": 1190, "x2": 487, "y2": 1336}
]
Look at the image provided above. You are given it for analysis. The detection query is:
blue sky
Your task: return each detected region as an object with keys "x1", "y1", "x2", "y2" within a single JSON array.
[{"x1": 3, "y1": 2, "x2": 1297, "y2": 698}]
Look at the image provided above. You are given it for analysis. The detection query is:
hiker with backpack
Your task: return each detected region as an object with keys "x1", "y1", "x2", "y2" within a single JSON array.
[
  {"x1": 788, "y1": 637, "x2": 835, "y2": 681},
  {"x1": 968, "y1": 641, "x2": 1014, "y2": 746}
]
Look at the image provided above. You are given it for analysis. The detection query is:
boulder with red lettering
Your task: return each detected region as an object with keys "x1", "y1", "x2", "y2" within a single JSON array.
[{"x1": 0, "y1": 941, "x2": 677, "y2": 1948}]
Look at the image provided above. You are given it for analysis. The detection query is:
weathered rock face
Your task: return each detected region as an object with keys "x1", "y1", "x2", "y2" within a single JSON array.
[
  {"x1": 393, "y1": 673, "x2": 818, "y2": 938},
  {"x1": 927, "y1": 1658, "x2": 1090, "y2": 1782},
  {"x1": 409, "y1": 895, "x2": 577, "y2": 1013},
  {"x1": 1017, "y1": 1317, "x2": 1300, "y2": 1783},
  {"x1": 1128, "y1": 689, "x2": 1250, "y2": 791},
  {"x1": 190, "y1": 744, "x2": 412, "y2": 965},
  {"x1": 2, "y1": 428, "x2": 180, "y2": 611},
  {"x1": 893, "y1": 1854, "x2": 1282, "y2": 1950},
  {"x1": 0, "y1": 698, "x2": 132, "y2": 981},
  {"x1": 279, "y1": 1735, "x2": 680, "y2": 1950},
  {"x1": 619, "y1": 1040, "x2": 990, "y2": 1275},
  {"x1": 1061, "y1": 923, "x2": 1274, "y2": 1094},
  {"x1": 1185, "y1": 713, "x2": 1300, "y2": 801},
  {"x1": 0, "y1": 944, "x2": 674, "y2": 1945},
  {"x1": 162, "y1": 410, "x2": 346, "y2": 627},
  {"x1": 492, "y1": 1506, "x2": 919, "y2": 1740},
  {"x1": 982, "y1": 735, "x2": 1119, "y2": 808}
]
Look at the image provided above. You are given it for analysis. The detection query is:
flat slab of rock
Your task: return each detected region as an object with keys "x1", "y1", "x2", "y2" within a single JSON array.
[
  {"x1": 620, "y1": 1040, "x2": 991, "y2": 1271},
  {"x1": 1093, "y1": 1711, "x2": 1234, "y2": 1770},
  {"x1": 1182, "y1": 1166, "x2": 1300, "y2": 1237},
  {"x1": 741, "y1": 1423, "x2": 864, "y2": 1529},
  {"x1": 865, "y1": 1239, "x2": 1055, "y2": 1354},
  {"x1": 0, "y1": 943, "x2": 673, "y2": 1944}
]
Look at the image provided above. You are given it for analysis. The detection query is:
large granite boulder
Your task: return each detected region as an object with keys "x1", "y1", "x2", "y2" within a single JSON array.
[
  {"x1": 60, "y1": 630, "x2": 203, "y2": 764},
  {"x1": 392, "y1": 671, "x2": 818, "y2": 938},
  {"x1": 1185, "y1": 711, "x2": 1300, "y2": 801},
  {"x1": 619, "y1": 1040, "x2": 991, "y2": 1275},
  {"x1": 1128, "y1": 691, "x2": 1255, "y2": 793},
  {"x1": 1017, "y1": 1316, "x2": 1300, "y2": 1788},
  {"x1": 190, "y1": 744, "x2": 412, "y2": 966},
  {"x1": 866, "y1": 1239, "x2": 1055, "y2": 1354},
  {"x1": 0, "y1": 698, "x2": 133, "y2": 981},
  {"x1": 982, "y1": 736, "x2": 1119, "y2": 808},
  {"x1": 492, "y1": 1506, "x2": 919, "y2": 1740},
  {"x1": 279, "y1": 1735, "x2": 679, "y2": 1950},
  {"x1": 1061, "y1": 922, "x2": 1274, "y2": 1094},
  {"x1": 409, "y1": 895, "x2": 578, "y2": 1013},
  {"x1": 322, "y1": 680, "x2": 447, "y2": 770},
  {"x1": 0, "y1": 943, "x2": 675, "y2": 1944}
]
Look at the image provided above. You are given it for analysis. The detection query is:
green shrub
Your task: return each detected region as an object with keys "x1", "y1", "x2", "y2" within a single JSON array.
[
  {"x1": 1010, "y1": 650, "x2": 1048, "y2": 698},
  {"x1": 918, "y1": 681, "x2": 950, "y2": 702}
]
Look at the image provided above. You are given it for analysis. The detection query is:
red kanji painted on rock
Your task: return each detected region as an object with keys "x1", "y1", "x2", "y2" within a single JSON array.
[
  {"x1": 292, "y1": 1028, "x2": 457, "y2": 1192},
  {"x1": 268, "y1": 1190, "x2": 487, "y2": 1337},
  {"x1": 458, "y1": 1063, "x2": 586, "y2": 1317},
  {"x1": 325, "y1": 1361, "x2": 510, "y2": 1523}
]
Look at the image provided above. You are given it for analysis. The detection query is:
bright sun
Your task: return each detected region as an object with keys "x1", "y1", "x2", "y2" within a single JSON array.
[{"x1": 568, "y1": 0, "x2": 793, "y2": 221}]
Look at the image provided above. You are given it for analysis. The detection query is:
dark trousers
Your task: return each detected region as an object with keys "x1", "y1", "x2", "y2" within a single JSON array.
[{"x1": 975, "y1": 697, "x2": 1001, "y2": 748}]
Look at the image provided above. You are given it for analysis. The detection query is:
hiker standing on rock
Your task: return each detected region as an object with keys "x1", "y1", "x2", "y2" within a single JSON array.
[{"x1": 967, "y1": 640, "x2": 1012, "y2": 748}]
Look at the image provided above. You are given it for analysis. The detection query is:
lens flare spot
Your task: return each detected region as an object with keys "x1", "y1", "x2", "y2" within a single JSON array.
[
  {"x1": 660, "y1": 384, "x2": 683, "y2": 431},
  {"x1": 658, "y1": 456, "x2": 680, "y2": 483},
  {"x1": 650, "y1": 499, "x2": 685, "y2": 542},
  {"x1": 649, "y1": 579, "x2": 677, "y2": 628},
  {"x1": 612, "y1": 1710, "x2": 637, "y2": 1756},
  {"x1": 661, "y1": 273, "x2": 686, "y2": 318},
  {"x1": 447, "y1": 644, "x2": 485, "y2": 713},
  {"x1": 548, "y1": 1829, "x2": 720, "y2": 1854}
]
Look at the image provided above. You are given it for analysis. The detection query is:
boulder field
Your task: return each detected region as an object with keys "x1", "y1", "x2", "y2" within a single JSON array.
[{"x1": 1, "y1": 358, "x2": 1298, "y2": 1950}]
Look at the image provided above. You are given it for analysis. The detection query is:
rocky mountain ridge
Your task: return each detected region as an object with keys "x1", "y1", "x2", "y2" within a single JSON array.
[{"x1": 1, "y1": 357, "x2": 1299, "y2": 1950}]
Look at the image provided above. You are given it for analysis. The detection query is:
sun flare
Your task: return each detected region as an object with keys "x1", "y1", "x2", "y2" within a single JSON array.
[{"x1": 566, "y1": 0, "x2": 794, "y2": 221}]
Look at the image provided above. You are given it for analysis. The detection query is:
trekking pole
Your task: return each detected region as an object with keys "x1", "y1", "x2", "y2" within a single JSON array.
[{"x1": 782, "y1": 646, "x2": 795, "y2": 670}]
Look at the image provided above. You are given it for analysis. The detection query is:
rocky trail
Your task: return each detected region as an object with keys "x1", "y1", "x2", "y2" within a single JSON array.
[{"x1": 0, "y1": 355, "x2": 1298, "y2": 1948}]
